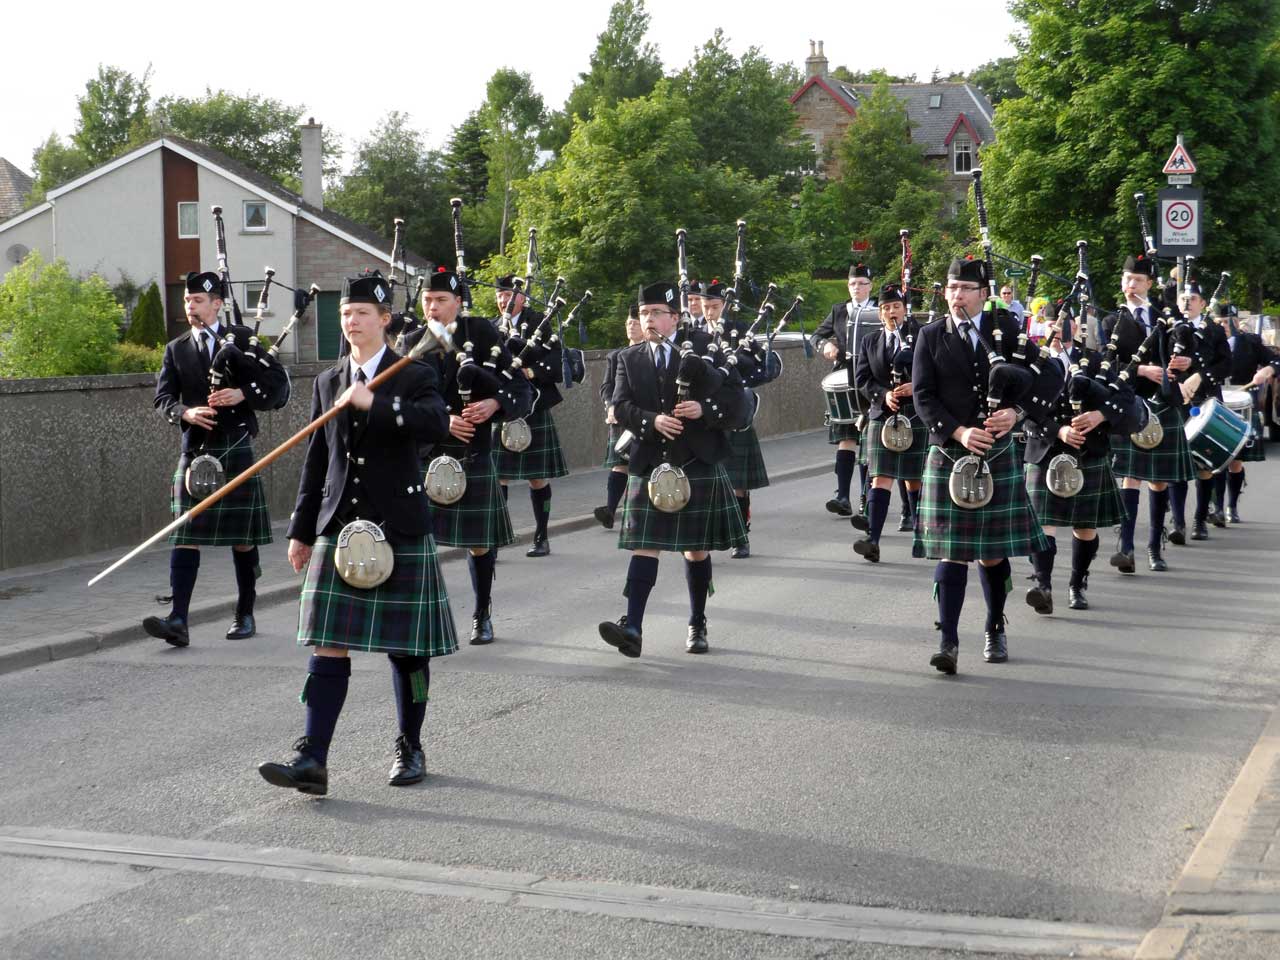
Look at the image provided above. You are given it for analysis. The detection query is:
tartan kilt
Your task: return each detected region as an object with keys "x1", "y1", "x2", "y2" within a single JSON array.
[
  {"x1": 297, "y1": 531, "x2": 458, "y2": 657},
  {"x1": 1109, "y1": 399, "x2": 1197, "y2": 483},
  {"x1": 493, "y1": 409, "x2": 569, "y2": 480},
  {"x1": 1238, "y1": 411, "x2": 1266, "y2": 462},
  {"x1": 169, "y1": 435, "x2": 273, "y2": 547},
  {"x1": 724, "y1": 426, "x2": 770, "y2": 490},
  {"x1": 828, "y1": 419, "x2": 861, "y2": 444},
  {"x1": 618, "y1": 460, "x2": 747, "y2": 552},
  {"x1": 863, "y1": 413, "x2": 927, "y2": 481},
  {"x1": 602, "y1": 429, "x2": 626, "y2": 469},
  {"x1": 1025, "y1": 452, "x2": 1126, "y2": 529},
  {"x1": 914, "y1": 437, "x2": 1049, "y2": 562},
  {"x1": 428, "y1": 442, "x2": 516, "y2": 549}
]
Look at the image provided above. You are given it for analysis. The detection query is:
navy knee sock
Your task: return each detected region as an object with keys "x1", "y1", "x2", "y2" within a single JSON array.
[
  {"x1": 934, "y1": 562, "x2": 968, "y2": 647},
  {"x1": 1148, "y1": 487, "x2": 1170, "y2": 549},
  {"x1": 232, "y1": 547, "x2": 259, "y2": 617},
  {"x1": 606, "y1": 471, "x2": 628, "y2": 514},
  {"x1": 978, "y1": 558, "x2": 1012, "y2": 632},
  {"x1": 1032, "y1": 535, "x2": 1056, "y2": 590},
  {"x1": 898, "y1": 479, "x2": 911, "y2": 518},
  {"x1": 1194, "y1": 477, "x2": 1212, "y2": 523},
  {"x1": 623, "y1": 555, "x2": 660, "y2": 631},
  {"x1": 858, "y1": 462, "x2": 869, "y2": 499},
  {"x1": 867, "y1": 487, "x2": 891, "y2": 543},
  {"x1": 530, "y1": 485, "x2": 552, "y2": 538},
  {"x1": 684, "y1": 556, "x2": 713, "y2": 626},
  {"x1": 834, "y1": 449, "x2": 855, "y2": 500},
  {"x1": 301, "y1": 655, "x2": 351, "y2": 764},
  {"x1": 1213, "y1": 472, "x2": 1227, "y2": 511},
  {"x1": 735, "y1": 493, "x2": 751, "y2": 534},
  {"x1": 169, "y1": 549, "x2": 200, "y2": 620},
  {"x1": 500, "y1": 484, "x2": 509, "y2": 503},
  {"x1": 389, "y1": 655, "x2": 429, "y2": 749},
  {"x1": 908, "y1": 488, "x2": 920, "y2": 519},
  {"x1": 468, "y1": 550, "x2": 496, "y2": 619},
  {"x1": 1070, "y1": 535, "x2": 1100, "y2": 588},
  {"x1": 1119, "y1": 488, "x2": 1140, "y2": 553},
  {"x1": 1170, "y1": 481, "x2": 1188, "y2": 527},
  {"x1": 1228, "y1": 470, "x2": 1245, "y2": 508}
]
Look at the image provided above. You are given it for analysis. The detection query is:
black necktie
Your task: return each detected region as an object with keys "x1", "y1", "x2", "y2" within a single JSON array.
[
  {"x1": 655, "y1": 344, "x2": 667, "y2": 375},
  {"x1": 356, "y1": 367, "x2": 367, "y2": 384},
  {"x1": 199, "y1": 331, "x2": 212, "y2": 373},
  {"x1": 959, "y1": 322, "x2": 980, "y2": 362}
]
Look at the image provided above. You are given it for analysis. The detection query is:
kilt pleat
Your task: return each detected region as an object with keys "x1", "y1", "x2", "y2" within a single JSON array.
[
  {"x1": 170, "y1": 434, "x2": 273, "y2": 547},
  {"x1": 914, "y1": 437, "x2": 1049, "y2": 561},
  {"x1": 428, "y1": 442, "x2": 516, "y2": 549},
  {"x1": 1025, "y1": 453, "x2": 1126, "y2": 529},
  {"x1": 828, "y1": 420, "x2": 861, "y2": 444},
  {"x1": 297, "y1": 531, "x2": 458, "y2": 657},
  {"x1": 1109, "y1": 399, "x2": 1197, "y2": 482},
  {"x1": 724, "y1": 426, "x2": 770, "y2": 490},
  {"x1": 602, "y1": 430, "x2": 626, "y2": 469},
  {"x1": 1238, "y1": 411, "x2": 1266, "y2": 462},
  {"x1": 618, "y1": 460, "x2": 747, "y2": 552},
  {"x1": 493, "y1": 409, "x2": 569, "y2": 480},
  {"x1": 863, "y1": 413, "x2": 927, "y2": 480}
]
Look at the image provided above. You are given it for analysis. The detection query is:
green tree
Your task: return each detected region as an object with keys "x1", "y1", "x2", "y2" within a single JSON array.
[
  {"x1": 0, "y1": 252, "x2": 124, "y2": 378},
  {"x1": 670, "y1": 30, "x2": 812, "y2": 186},
  {"x1": 481, "y1": 69, "x2": 546, "y2": 253},
  {"x1": 830, "y1": 67, "x2": 916, "y2": 84},
  {"x1": 967, "y1": 56, "x2": 1023, "y2": 105},
  {"x1": 443, "y1": 110, "x2": 489, "y2": 206},
  {"x1": 125, "y1": 281, "x2": 166, "y2": 347},
  {"x1": 983, "y1": 0, "x2": 1280, "y2": 308},
  {"x1": 27, "y1": 133, "x2": 93, "y2": 203},
  {"x1": 541, "y1": 0, "x2": 665, "y2": 153},
  {"x1": 71, "y1": 64, "x2": 153, "y2": 164}
]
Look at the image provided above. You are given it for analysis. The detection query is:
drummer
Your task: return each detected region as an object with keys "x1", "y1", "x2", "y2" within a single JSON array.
[{"x1": 1215, "y1": 303, "x2": 1279, "y2": 522}]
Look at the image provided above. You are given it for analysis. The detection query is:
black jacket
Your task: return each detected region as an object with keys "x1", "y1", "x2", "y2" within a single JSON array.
[
  {"x1": 1100, "y1": 303, "x2": 1186, "y2": 406},
  {"x1": 611, "y1": 333, "x2": 745, "y2": 474},
  {"x1": 1022, "y1": 346, "x2": 1142, "y2": 465},
  {"x1": 1228, "y1": 331, "x2": 1280, "y2": 384},
  {"x1": 155, "y1": 322, "x2": 289, "y2": 452},
  {"x1": 810, "y1": 300, "x2": 878, "y2": 368},
  {"x1": 853, "y1": 320, "x2": 919, "y2": 421},
  {"x1": 1182, "y1": 317, "x2": 1231, "y2": 403},
  {"x1": 287, "y1": 348, "x2": 450, "y2": 544},
  {"x1": 499, "y1": 309, "x2": 563, "y2": 414}
]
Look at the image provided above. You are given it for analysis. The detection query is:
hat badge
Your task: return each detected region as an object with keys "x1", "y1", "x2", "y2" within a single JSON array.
[
  {"x1": 449, "y1": 277, "x2": 457, "y2": 290},
  {"x1": 664, "y1": 288, "x2": 674, "y2": 303},
  {"x1": 202, "y1": 279, "x2": 213, "y2": 292},
  {"x1": 375, "y1": 284, "x2": 386, "y2": 303}
]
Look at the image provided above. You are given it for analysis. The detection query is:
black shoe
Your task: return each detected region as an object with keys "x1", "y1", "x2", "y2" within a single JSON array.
[
  {"x1": 1109, "y1": 550, "x2": 1135, "y2": 574},
  {"x1": 1229, "y1": 508, "x2": 1241, "y2": 524},
  {"x1": 983, "y1": 627, "x2": 1009, "y2": 663},
  {"x1": 1025, "y1": 585, "x2": 1053, "y2": 615},
  {"x1": 1191, "y1": 521, "x2": 1209, "y2": 541},
  {"x1": 225, "y1": 613, "x2": 256, "y2": 640},
  {"x1": 898, "y1": 514, "x2": 914, "y2": 532},
  {"x1": 1068, "y1": 584, "x2": 1089, "y2": 610},
  {"x1": 387, "y1": 735, "x2": 425, "y2": 786},
  {"x1": 686, "y1": 619, "x2": 709, "y2": 654},
  {"x1": 526, "y1": 536, "x2": 551, "y2": 558},
  {"x1": 930, "y1": 644, "x2": 958, "y2": 675},
  {"x1": 825, "y1": 495, "x2": 853, "y2": 517},
  {"x1": 1168, "y1": 524, "x2": 1186, "y2": 546},
  {"x1": 1210, "y1": 507, "x2": 1227, "y2": 528},
  {"x1": 593, "y1": 505, "x2": 615, "y2": 530},
  {"x1": 731, "y1": 539, "x2": 750, "y2": 559},
  {"x1": 258, "y1": 738, "x2": 328, "y2": 795},
  {"x1": 853, "y1": 538, "x2": 880, "y2": 563},
  {"x1": 469, "y1": 613, "x2": 494, "y2": 645},
  {"x1": 1148, "y1": 548, "x2": 1168, "y2": 571},
  {"x1": 598, "y1": 618, "x2": 642, "y2": 658},
  {"x1": 849, "y1": 513, "x2": 870, "y2": 532},
  {"x1": 143, "y1": 613, "x2": 190, "y2": 647}
]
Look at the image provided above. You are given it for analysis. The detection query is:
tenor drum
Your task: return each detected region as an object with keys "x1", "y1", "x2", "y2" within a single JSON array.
[
  {"x1": 821, "y1": 368, "x2": 858, "y2": 424},
  {"x1": 1184, "y1": 399, "x2": 1249, "y2": 474}
]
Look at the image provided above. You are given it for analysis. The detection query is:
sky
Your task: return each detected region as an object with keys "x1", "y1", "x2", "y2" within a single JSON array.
[{"x1": 1, "y1": 0, "x2": 1022, "y2": 175}]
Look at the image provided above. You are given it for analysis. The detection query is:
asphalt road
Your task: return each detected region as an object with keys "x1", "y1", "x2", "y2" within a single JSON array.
[{"x1": 1, "y1": 444, "x2": 1277, "y2": 959}]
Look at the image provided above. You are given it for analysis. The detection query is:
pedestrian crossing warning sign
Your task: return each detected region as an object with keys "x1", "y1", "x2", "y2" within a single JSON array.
[{"x1": 1163, "y1": 142, "x2": 1197, "y2": 175}]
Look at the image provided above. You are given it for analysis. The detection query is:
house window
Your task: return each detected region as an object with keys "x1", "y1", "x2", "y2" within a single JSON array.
[
  {"x1": 929, "y1": 94, "x2": 942, "y2": 109},
  {"x1": 177, "y1": 202, "x2": 198, "y2": 238},
  {"x1": 243, "y1": 201, "x2": 268, "y2": 231},
  {"x1": 953, "y1": 138, "x2": 973, "y2": 174},
  {"x1": 244, "y1": 282, "x2": 267, "y2": 311}
]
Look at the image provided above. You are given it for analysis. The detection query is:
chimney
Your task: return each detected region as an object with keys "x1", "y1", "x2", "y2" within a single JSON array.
[
  {"x1": 805, "y1": 39, "x2": 829, "y2": 80},
  {"x1": 300, "y1": 118, "x2": 323, "y2": 209}
]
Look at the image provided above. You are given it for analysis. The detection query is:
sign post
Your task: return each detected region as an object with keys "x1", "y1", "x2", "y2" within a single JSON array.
[{"x1": 1158, "y1": 134, "x2": 1201, "y2": 297}]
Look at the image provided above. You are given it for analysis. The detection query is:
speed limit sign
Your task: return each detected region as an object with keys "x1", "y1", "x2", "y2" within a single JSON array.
[{"x1": 1157, "y1": 186, "x2": 1203, "y2": 256}]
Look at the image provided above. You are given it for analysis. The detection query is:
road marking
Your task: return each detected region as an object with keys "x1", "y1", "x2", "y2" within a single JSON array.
[{"x1": 0, "y1": 827, "x2": 1143, "y2": 957}]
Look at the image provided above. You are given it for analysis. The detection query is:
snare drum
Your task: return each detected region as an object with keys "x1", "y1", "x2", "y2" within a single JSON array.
[
  {"x1": 1184, "y1": 399, "x2": 1249, "y2": 474},
  {"x1": 1222, "y1": 388, "x2": 1253, "y2": 426},
  {"x1": 821, "y1": 368, "x2": 859, "y2": 424}
]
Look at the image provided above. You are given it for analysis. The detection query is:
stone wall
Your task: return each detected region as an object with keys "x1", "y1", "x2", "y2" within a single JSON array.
[{"x1": 0, "y1": 342, "x2": 829, "y2": 571}]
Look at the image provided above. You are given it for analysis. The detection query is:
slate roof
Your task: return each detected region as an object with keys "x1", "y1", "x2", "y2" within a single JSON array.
[{"x1": 0, "y1": 158, "x2": 34, "y2": 220}]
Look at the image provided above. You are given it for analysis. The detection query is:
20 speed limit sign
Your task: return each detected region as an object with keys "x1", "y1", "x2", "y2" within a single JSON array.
[{"x1": 1157, "y1": 186, "x2": 1203, "y2": 256}]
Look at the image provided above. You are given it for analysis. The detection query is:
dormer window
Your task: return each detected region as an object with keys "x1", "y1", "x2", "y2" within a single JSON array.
[
  {"x1": 929, "y1": 94, "x2": 942, "y2": 108},
  {"x1": 953, "y1": 138, "x2": 973, "y2": 174}
]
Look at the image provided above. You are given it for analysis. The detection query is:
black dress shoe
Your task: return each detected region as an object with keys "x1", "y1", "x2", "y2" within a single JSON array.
[
  {"x1": 593, "y1": 505, "x2": 615, "y2": 530},
  {"x1": 1025, "y1": 585, "x2": 1053, "y2": 615},
  {"x1": 898, "y1": 514, "x2": 914, "y2": 532},
  {"x1": 930, "y1": 645, "x2": 958, "y2": 675},
  {"x1": 598, "y1": 618, "x2": 642, "y2": 658},
  {"x1": 983, "y1": 628, "x2": 1008, "y2": 663},
  {"x1": 1068, "y1": 584, "x2": 1089, "y2": 610},
  {"x1": 387, "y1": 735, "x2": 425, "y2": 786},
  {"x1": 1109, "y1": 550, "x2": 1135, "y2": 574},
  {"x1": 731, "y1": 539, "x2": 750, "y2": 559},
  {"x1": 258, "y1": 738, "x2": 328, "y2": 795},
  {"x1": 225, "y1": 613, "x2": 256, "y2": 640},
  {"x1": 1210, "y1": 507, "x2": 1227, "y2": 528},
  {"x1": 526, "y1": 536, "x2": 551, "y2": 558},
  {"x1": 686, "y1": 619, "x2": 709, "y2": 654},
  {"x1": 143, "y1": 613, "x2": 190, "y2": 647},
  {"x1": 849, "y1": 513, "x2": 870, "y2": 532},
  {"x1": 1229, "y1": 508, "x2": 1241, "y2": 524},
  {"x1": 1191, "y1": 521, "x2": 1209, "y2": 541},
  {"x1": 1148, "y1": 548, "x2": 1168, "y2": 571},
  {"x1": 469, "y1": 614, "x2": 494, "y2": 645},
  {"x1": 1168, "y1": 524, "x2": 1186, "y2": 546},
  {"x1": 853, "y1": 538, "x2": 880, "y2": 563},
  {"x1": 825, "y1": 495, "x2": 853, "y2": 517}
]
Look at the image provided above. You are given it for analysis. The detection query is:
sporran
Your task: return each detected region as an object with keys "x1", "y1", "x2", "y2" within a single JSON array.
[
  {"x1": 647, "y1": 462, "x2": 691, "y2": 513},
  {"x1": 184, "y1": 453, "x2": 225, "y2": 500},
  {"x1": 948, "y1": 454, "x2": 994, "y2": 509},
  {"x1": 425, "y1": 455, "x2": 467, "y2": 505},
  {"x1": 1045, "y1": 452, "x2": 1085, "y2": 498},
  {"x1": 333, "y1": 519, "x2": 394, "y2": 590},
  {"x1": 500, "y1": 417, "x2": 532, "y2": 452},
  {"x1": 881, "y1": 414, "x2": 914, "y2": 453}
]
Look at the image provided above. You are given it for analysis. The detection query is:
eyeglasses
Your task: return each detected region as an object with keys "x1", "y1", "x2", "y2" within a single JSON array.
[
  {"x1": 638, "y1": 309, "x2": 673, "y2": 318},
  {"x1": 945, "y1": 283, "x2": 982, "y2": 293},
  {"x1": 1000, "y1": 290, "x2": 1013, "y2": 296}
]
